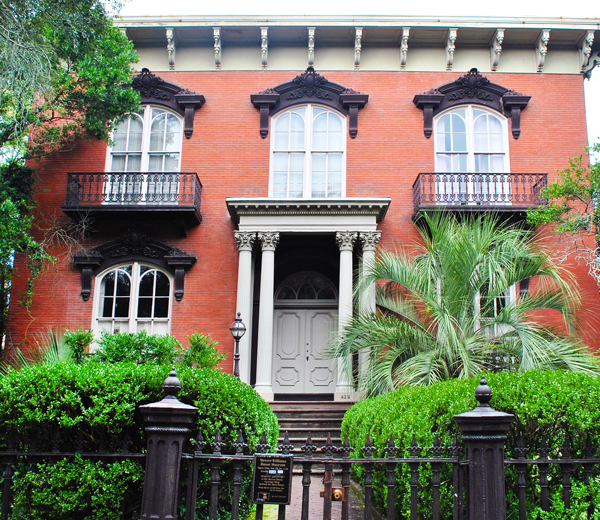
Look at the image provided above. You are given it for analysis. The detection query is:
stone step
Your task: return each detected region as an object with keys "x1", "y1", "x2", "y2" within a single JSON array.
[{"x1": 277, "y1": 418, "x2": 343, "y2": 429}]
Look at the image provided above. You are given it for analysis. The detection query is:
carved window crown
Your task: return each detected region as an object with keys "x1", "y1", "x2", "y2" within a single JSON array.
[
  {"x1": 130, "y1": 68, "x2": 205, "y2": 139},
  {"x1": 251, "y1": 67, "x2": 368, "y2": 139},
  {"x1": 413, "y1": 68, "x2": 530, "y2": 139}
]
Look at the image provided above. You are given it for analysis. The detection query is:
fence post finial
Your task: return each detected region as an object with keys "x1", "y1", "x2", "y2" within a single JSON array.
[{"x1": 454, "y1": 377, "x2": 514, "y2": 520}]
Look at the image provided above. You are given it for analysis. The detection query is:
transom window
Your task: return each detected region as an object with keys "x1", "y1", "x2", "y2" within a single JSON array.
[
  {"x1": 108, "y1": 105, "x2": 182, "y2": 173},
  {"x1": 275, "y1": 272, "x2": 338, "y2": 303},
  {"x1": 94, "y1": 263, "x2": 172, "y2": 335},
  {"x1": 271, "y1": 105, "x2": 345, "y2": 198},
  {"x1": 435, "y1": 106, "x2": 509, "y2": 173}
]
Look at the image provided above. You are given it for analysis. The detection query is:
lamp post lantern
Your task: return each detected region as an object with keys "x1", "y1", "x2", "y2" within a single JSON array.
[{"x1": 229, "y1": 312, "x2": 246, "y2": 379}]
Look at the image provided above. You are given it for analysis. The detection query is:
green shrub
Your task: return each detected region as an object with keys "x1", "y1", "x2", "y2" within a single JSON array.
[
  {"x1": 0, "y1": 363, "x2": 278, "y2": 519},
  {"x1": 64, "y1": 328, "x2": 94, "y2": 363},
  {"x1": 179, "y1": 333, "x2": 225, "y2": 369},
  {"x1": 91, "y1": 330, "x2": 181, "y2": 365},
  {"x1": 342, "y1": 371, "x2": 600, "y2": 518}
]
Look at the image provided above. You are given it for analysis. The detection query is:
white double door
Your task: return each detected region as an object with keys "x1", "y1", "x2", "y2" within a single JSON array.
[{"x1": 272, "y1": 308, "x2": 337, "y2": 395}]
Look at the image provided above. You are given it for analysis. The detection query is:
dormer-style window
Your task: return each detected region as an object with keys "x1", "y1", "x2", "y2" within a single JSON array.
[
  {"x1": 271, "y1": 105, "x2": 345, "y2": 198},
  {"x1": 108, "y1": 105, "x2": 183, "y2": 173}
]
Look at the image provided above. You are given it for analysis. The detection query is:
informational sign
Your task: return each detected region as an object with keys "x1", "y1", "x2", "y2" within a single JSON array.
[{"x1": 251, "y1": 454, "x2": 294, "y2": 505}]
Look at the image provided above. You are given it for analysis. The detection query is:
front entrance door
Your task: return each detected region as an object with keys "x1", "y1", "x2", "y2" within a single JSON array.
[{"x1": 272, "y1": 309, "x2": 337, "y2": 395}]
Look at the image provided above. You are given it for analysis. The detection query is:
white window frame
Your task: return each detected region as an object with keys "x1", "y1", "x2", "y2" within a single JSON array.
[
  {"x1": 434, "y1": 105, "x2": 511, "y2": 174},
  {"x1": 105, "y1": 105, "x2": 184, "y2": 173},
  {"x1": 92, "y1": 262, "x2": 173, "y2": 338},
  {"x1": 269, "y1": 104, "x2": 347, "y2": 198}
]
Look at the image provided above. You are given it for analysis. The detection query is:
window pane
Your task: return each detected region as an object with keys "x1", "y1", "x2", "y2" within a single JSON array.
[
  {"x1": 112, "y1": 121, "x2": 129, "y2": 152},
  {"x1": 103, "y1": 272, "x2": 115, "y2": 297},
  {"x1": 137, "y1": 297, "x2": 152, "y2": 318},
  {"x1": 290, "y1": 113, "x2": 305, "y2": 151},
  {"x1": 102, "y1": 297, "x2": 114, "y2": 318},
  {"x1": 139, "y1": 271, "x2": 155, "y2": 297},
  {"x1": 150, "y1": 113, "x2": 165, "y2": 151},
  {"x1": 328, "y1": 171, "x2": 342, "y2": 197},
  {"x1": 116, "y1": 270, "x2": 131, "y2": 296},
  {"x1": 114, "y1": 297, "x2": 130, "y2": 317},
  {"x1": 126, "y1": 155, "x2": 141, "y2": 172},
  {"x1": 154, "y1": 298, "x2": 169, "y2": 318},
  {"x1": 155, "y1": 272, "x2": 170, "y2": 296},
  {"x1": 110, "y1": 155, "x2": 126, "y2": 172},
  {"x1": 128, "y1": 117, "x2": 143, "y2": 151},
  {"x1": 274, "y1": 113, "x2": 290, "y2": 150},
  {"x1": 164, "y1": 154, "x2": 179, "y2": 171},
  {"x1": 329, "y1": 153, "x2": 342, "y2": 172}
]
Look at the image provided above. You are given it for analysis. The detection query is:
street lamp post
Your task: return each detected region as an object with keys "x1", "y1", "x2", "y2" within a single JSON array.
[{"x1": 229, "y1": 312, "x2": 246, "y2": 379}]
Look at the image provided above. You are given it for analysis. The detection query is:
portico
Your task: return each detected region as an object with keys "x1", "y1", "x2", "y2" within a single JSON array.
[{"x1": 227, "y1": 197, "x2": 389, "y2": 402}]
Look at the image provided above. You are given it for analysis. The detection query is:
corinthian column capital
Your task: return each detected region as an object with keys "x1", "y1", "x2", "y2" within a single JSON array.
[
  {"x1": 234, "y1": 231, "x2": 256, "y2": 252},
  {"x1": 359, "y1": 231, "x2": 381, "y2": 252},
  {"x1": 258, "y1": 232, "x2": 279, "y2": 252},
  {"x1": 336, "y1": 232, "x2": 358, "y2": 252}
]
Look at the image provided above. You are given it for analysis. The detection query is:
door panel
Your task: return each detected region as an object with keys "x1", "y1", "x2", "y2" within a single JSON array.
[{"x1": 273, "y1": 308, "x2": 336, "y2": 394}]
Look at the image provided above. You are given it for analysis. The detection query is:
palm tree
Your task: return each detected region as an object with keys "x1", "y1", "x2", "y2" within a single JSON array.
[{"x1": 332, "y1": 212, "x2": 597, "y2": 397}]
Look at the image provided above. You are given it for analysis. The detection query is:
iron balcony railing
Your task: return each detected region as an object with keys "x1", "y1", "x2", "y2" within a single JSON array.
[
  {"x1": 413, "y1": 172, "x2": 548, "y2": 213},
  {"x1": 64, "y1": 172, "x2": 202, "y2": 209}
]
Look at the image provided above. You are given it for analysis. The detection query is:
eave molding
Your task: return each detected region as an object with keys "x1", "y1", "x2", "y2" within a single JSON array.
[
  {"x1": 250, "y1": 67, "x2": 368, "y2": 139},
  {"x1": 413, "y1": 68, "x2": 531, "y2": 139},
  {"x1": 226, "y1": 197, "x2": 391, "y2": 224},
  {"x1": 73, "y1": 230, "x2": 196, "y2": 302}
]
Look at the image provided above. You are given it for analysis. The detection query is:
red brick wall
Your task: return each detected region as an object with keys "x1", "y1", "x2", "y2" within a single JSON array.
[{"x1": 6, "y1": 70, "x2": 599, "y2": 368}]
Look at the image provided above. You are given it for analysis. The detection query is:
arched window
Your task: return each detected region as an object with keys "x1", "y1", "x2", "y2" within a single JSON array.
[
  {"x1": 94, "y1": 263, "x2": 172, "y2": 335},
  {"x1": 435, "y1": 106, "x2": 508, "y2": 173},
  {"x1": 109, "y1": 105, "x2": 182, "y2": 173},
  {"x1": 275, "y1": 272, "x2": 338, "y2": 303},
  {"x1": 434, "y1": 106, "x2": 510, "y2": 204},
  {"x1": 271, "y1": 105, "x2": 345, "y2": 198}
]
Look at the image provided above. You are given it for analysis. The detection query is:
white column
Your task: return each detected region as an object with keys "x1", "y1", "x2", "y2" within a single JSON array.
[
  {"x1": 358, "y1": 231, "x2": 381, "y2": 391},
  {"x1": 234, "y1": 231, "x2": 256, "y2": 384},
  {"x1": 254, "y1": 232, "x2": 279, "y2": 401},
  {"x1": 335, "y1": 231, "x2": 357, "y2": 401}
]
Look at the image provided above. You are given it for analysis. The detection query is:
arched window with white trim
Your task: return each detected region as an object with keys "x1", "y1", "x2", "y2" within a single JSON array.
[
  {"x1": 271, "y1": 105, "x2": 345, "y2": 198},
  {"x1": 94, "y1": 263, "x2": 172, "y2": 335},
  {"x1": 434, "y1": 106, "x2": 510, "y2": 204}
]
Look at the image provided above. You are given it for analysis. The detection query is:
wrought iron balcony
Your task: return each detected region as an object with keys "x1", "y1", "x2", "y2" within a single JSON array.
[
  {"x1": 413, "y1": 173, "x2": 548, "y2": 213},
  {"x1": 62, "y1": 172, "x2": 202, "y2": 228}
]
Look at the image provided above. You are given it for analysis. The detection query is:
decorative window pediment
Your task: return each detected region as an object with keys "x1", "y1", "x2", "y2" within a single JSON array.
[
  {"x1": 413, "y1": 68, "x2": 530, "y2": 139},
  {"x1": 73, "y1": 230, "x2": 196, "y2": 302},
  {"x1": 130, "y1": 68, "x2": 205, "y2": 138},
  {"x1": 251, "y1": 67, "x2": 368, "y2": 139}
]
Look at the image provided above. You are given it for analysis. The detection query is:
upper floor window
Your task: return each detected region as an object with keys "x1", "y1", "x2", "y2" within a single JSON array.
[
  {"x1": 94, "y1": 263, "x2": 172, "y2": 336},
  {"x1": 108, "y1": 105, "x2": 182, "y2": 173},
  {"x1": 271, "y1": 105, "x2": 345, "y2": 198},
  {"x1": 435, "y1": 107, "x2": 509, "y2": 173}
]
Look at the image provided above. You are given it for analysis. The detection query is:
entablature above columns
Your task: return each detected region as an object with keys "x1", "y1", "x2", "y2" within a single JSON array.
[{"x1": 226, "y1": 197, "x2": 391, "y2": 233}]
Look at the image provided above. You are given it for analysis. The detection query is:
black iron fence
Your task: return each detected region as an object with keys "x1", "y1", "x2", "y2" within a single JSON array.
[
  {"x1": 63, "y1": 172, "x2": 202, "y2": 209},
  {"x1": 413, "y1": 172, "x2": 548, "y2": 212},
  {"x1": 1, "y1": 373, "x2": 599, "y2": 520}
]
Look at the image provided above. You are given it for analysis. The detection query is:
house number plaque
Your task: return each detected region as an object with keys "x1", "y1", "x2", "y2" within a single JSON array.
[{"x1": 252, "y1": 454, "x2": 293, "y2": 504}]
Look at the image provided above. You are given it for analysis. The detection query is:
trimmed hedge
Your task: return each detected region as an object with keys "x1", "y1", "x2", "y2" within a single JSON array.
[
  {"x1": 342, "y1": 370, "x2": 600, "y2": 518},
  {"x1": 0, "y1": 363, "x2": 279, "y2": 519}
]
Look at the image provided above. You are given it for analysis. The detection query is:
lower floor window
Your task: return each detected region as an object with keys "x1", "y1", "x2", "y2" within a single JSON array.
[{"x1": 94, "y1": 263, "x2": 171, "y2": 335}]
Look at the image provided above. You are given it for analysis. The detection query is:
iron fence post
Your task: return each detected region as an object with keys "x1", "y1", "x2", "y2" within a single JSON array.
[
  {"x1": 455, "y1": 377, "x2": 513, "y2": 520},
  {"x1": 139, "y1": 368, "x2": 198, "y2": 520}
]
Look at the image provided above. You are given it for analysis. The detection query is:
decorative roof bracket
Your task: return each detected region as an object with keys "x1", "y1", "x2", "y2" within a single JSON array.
[
  {"x1": 580, "y1": 30, "x2": 595, "y2": 73},
  {"x1": 400, "y1": 27, "x2": 410, "y2": 70},
  {"x1": 213, "y1": 27, "x2": 222, "y2": 70},
  {"x1": 261, "y1": 27, "x2": 268, "y2": 70},
  {"x1": 166, "y1": 27, "x2": 176, "y2": 70},
  {"x1": 490, "y1": 29, "x2": 504, "y2": 71},
  {"x1": 536, "y1": 29, "x2": 550, "y2": 73},
  {"x1": 446, "y1": 28, "x2": 458, "y2": 71},
  {"x1": 354, "y1": 27, "x2": 363, "y2": 71},
  {"x1": 308, "y1": 27, "x2": 315, "y2": 67}
]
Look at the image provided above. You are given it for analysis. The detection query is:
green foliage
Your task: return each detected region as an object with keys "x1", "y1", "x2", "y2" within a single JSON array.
[
  {"x1": 0, "y1": 363, "x2": 278, "y2": 519},
  {"x1": 10, "y1": 456, "x2": 143, "y2": 520},
  {"x1": 527, "y1": 143, "x2": 600, "y2": 284},
  {"x1": 331, "y1": 212, "x2": 596, "y2": 396},
  {"x1": 342, "y1": 370, "x2": 600, "y2": 518},
  {"x1": 180, "y1": 333, "x2": 226, "y2": 369},
  {"x1": 64, "y1": 328, "x2": 94, "y2": 363},
  {"x1": 91, "y1": 330, "x2": 181, "y2": 365}
]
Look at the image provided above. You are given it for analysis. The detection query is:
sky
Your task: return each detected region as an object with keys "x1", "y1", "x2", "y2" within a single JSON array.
[{"x1": 118, "y1": 0, "x2": 600, "y2": 148}]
